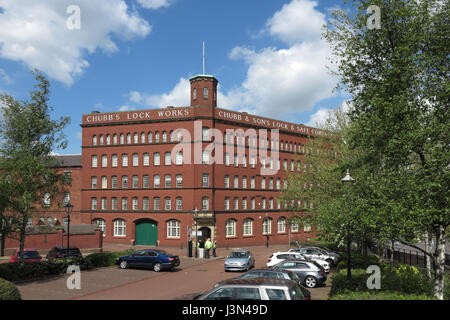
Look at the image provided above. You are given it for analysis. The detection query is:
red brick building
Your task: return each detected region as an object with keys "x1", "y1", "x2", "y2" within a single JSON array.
[{"x1": 78, "y1": 75, "x2": 325, "y2": 247}]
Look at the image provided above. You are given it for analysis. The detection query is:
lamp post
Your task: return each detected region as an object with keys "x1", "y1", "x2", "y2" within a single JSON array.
[
  {"x1": 341, "y1": 169, "x2": 354, "y2": 280},
  {"x1": 194, "y1": 207, "x2": 198, "y2": 258},
  {"x1": 64, "y1": 202, "x2": 73, "y2": 251}
]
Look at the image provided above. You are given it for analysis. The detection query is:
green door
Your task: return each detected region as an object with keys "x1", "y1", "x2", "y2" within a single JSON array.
[{"x1": 135, "y1": 221, "x2": 158, "y2": 245}]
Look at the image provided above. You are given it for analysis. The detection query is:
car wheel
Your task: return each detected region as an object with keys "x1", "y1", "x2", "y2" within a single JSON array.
[
  {"x1": 326, "y1": 259, "x2": 334, "y2": 267},
  {"x1": 153, "y1": 263, "x2": 161, "y2": 272},
  {"x1": 119, "y1": 261, "x2": 128, "y2": 269},
  {"x1": 305, "y1": 276, "x2": 317, "y2": 288}
]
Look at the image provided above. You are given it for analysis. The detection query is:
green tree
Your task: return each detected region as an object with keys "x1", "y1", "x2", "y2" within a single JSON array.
[
  {"x1": 324, "y1": 0, "x2": 449, "y2": 299},
  {"x1": 0, "y1": 70, "x2": 70, "y2": 265}
]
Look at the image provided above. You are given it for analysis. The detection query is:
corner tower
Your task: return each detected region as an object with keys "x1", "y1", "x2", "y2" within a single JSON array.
[{"x1": 189, "y1": 75, "x2": 218, "y2": 108}]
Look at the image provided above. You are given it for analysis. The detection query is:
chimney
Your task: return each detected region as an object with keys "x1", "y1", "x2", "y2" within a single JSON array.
[{"x1": 189, "y1": 75, "x2": 218, "y2": 108}]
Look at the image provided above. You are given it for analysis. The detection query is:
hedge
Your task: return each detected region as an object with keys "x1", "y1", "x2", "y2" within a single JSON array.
[
  {"x1": 0, "y1": 278, "x2": 21, "y2": 300},
  {"x1": 335, "y1": 252, "x2": 380, "y2": 271},
  {"x1": 330, "y1": 264, "x2": 435, "y2": 297},
  {"x1": 329, "y1": 290, "x2": 437, "y2": 300},
  {"x1": 0, "y1": 251, "x2": 131, "y2": 283}
]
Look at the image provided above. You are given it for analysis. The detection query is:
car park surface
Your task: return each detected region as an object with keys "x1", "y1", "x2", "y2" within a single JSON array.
[{"x1": 15, "y1": 244, "x2": 333, "y2": 300}]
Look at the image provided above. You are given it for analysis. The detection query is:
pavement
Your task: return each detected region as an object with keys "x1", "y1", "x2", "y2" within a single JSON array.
[{"x1": 12, "y1": 243, "x2": 333, "y2": 300}]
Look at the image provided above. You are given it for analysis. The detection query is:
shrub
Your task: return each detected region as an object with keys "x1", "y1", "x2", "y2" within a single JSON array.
[
  {"x1": 330, "y1": 264, "x2": 435, "y2": 297},
  {"x1": 84, "y1": 251, "x2": 127, "y2": 268},
  {"x1": 0, "y1": 278, "x2": 22, "y2": 300},
  {"x1": 336, "y1": 252, "x2": 380, "y2": 271},
  {"x1": 329, "y1": 290, "x2": 437, "y2": 300}
]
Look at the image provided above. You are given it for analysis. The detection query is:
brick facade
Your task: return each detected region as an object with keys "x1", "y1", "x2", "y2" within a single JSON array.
[{"x1": 68, "y1": 75, "x2": 324, "y2": 247}]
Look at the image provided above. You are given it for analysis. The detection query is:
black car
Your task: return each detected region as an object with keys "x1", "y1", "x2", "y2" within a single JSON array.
[
  {"x1": 225, "y1": 268, "x2": 311, "y2": 300},
  {"x1": 46, "y1": 246, "x2": 82, "y2": 261},
  {"x1": 116, "y1": 249, "x2": 180, "y2": 272}
]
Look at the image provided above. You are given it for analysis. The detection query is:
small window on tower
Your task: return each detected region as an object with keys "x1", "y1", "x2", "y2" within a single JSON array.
[
  {"x1": 193, "y1": 88, "x2": 197, "y2": 100},
  {"x1": 203, "y1": 87, "x2": 208, "y2": 99}
]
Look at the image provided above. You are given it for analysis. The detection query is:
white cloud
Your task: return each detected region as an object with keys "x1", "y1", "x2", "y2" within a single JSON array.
[
  {"x1": 137, "y1": 0, "x2": 173, "y2": 10},
  {"x1": 119, "y1": 105, "x2": 136, "y2": 112},
  {"x1": 306, "y1": 100, "x2": 351, "y2": 128},
  {"x1": 128, "y1": 77, "x2": 190, "y2": 108},
  {"x1": 0, "y1": 0, "x2": 151, "y2": 85},
  {"x1": 265, "y1": 0, "x2": 326, "y2": 44}
]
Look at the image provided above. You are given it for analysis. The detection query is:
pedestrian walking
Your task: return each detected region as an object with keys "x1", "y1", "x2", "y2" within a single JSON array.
[
  {"x1": 204, "y1": 238, "x2": 212, "y2": 258},
  {"x1": 212, "y1": 240, "x2": 216, "y2": 257}
]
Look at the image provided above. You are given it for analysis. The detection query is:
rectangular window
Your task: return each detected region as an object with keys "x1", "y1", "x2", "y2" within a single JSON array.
[
  {"x1": 250, "y1": 177, "x2": 255, "y2": 189},
  {"x1": 242, "y1": 176, "x2": 247, "y2": 189},
  {"x1": 143, "y1": 197, "x2": 149, "y2": 210},
  {"x1": 132, "y1": 175, "x2": 139, "y2": 188},
  {"x1": 176, "y1": 151, "x2": 183, "y2": 165},
  {"x1": 202, "y1": 197, "x2": 209, "y2": 210},
  {"x1": 202, "y1": 174, "x2": 209, "y2": 187},
  {"x1": 176, "y1": 175, "x2": 183, "y2": 188},
  {"x1": 101, "y1": 197, "x2": 107, "y2": 210},
  {"x1": 122, "y1": 176, "x2": 128, "y2": 188},
  {"x1": 202, "y1": 151, "x2": 209, "y2": 164},
  {"x1": 154, "y1": 153, "x2": 160, "y2": 166},
  {"x1": 122, "y1": 154, "x2": 128, "y2": 167},
  {"x1": 242, "y1": 198, "x2": 247, "y2": 210},
  {"x1": 176, "y1": 198, "x2": 183, "y2": 210},
  {"x1": 91, "y1": 198, "x2": 97, "y2": 210},
  {"x1": 111, "y1": 176, "x2": 117, "y2": 189},
  {"x1": 143, "y1": 175, "x2": 149, "y2": 188},
  {"x1": 143, "y1": 153, "x2": 149, "y2": 166},
  {"x1": 132, "y1": 153, "x2": 139, "y2": 166},
  {"x1": 91, "y1": 155, "x2": 97, "y2": 168},
  {"x1": 101, "y1": 155, "x2": 107, "y2": 168},
  {"x1": 112, "y1": 154, "x2": 118, "y2": 167},
  {"x1": 234, "y1": 175, "x2": 239, "y2": 189},
  {"x1": 154, "y1": 197, "x2": 160, "y2": 210},
  {"x1": 101, "y1": 176, "x2": 107, "y2": 189},
  {"x1": 164, "y1": 198, "x2": 171, "y2": 210},
  {"x1": 111, "y1": 197, "x2": 117, "y2": 210},
  {"x1": 91, "y1": 176, "x2": 97, "y2": 189},
  {"x1": 122, "y1": 198, "x2": 128, "y2": 210},
  {"x1": 165, "y1": 152, "x2": 171, "y2": 165},
  {"x1": 132, "y1": 198, "x2": 138, "y2": 210}
]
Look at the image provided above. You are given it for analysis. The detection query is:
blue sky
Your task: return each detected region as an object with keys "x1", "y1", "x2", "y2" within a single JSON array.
[{"x1": 0, "y1": 0, "x2": 349, "y2": 155}]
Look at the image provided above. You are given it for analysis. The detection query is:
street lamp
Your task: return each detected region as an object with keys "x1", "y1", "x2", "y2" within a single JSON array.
[
  {"x1": 341, "y1": 169, "x2": 354, "y2": 280},
  {"x1": 64, "y1": 202, "x2": 73, "y2": 251},
  {"x1": 194, "y1": 207, "x2": 198, "y2": 258}
]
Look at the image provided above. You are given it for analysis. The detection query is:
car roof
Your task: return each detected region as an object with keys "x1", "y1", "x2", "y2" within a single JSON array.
[
  {"x1": 231, "y1": 249, "x2": 249, "y2": 253},
  {"x1": 218, "y1": 278, "x2": 296, "y2": 287},
  {"x1": 15, "y1": 248, "x2": 38, "y2": 252},
  {"x1": 275, "y1": 259, "x2": 314, "y2": 265}
]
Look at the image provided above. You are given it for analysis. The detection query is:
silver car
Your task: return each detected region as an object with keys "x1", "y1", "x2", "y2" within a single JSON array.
[
  {"x1": 289, "y1": 247, "x2": 337, "y2": 267},
  {"x1": 224, "y1": 249, "x2": 255, "y2": 272}
]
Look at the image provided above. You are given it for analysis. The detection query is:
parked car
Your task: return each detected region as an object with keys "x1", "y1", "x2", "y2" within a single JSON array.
[
  {"x1": 223, "y1": 268, "x2": 311, "y2": 300},
  {"x1": 176, "y1": 278, "x2": 307, "y2": 300},
  {"x1": 224, "y1": 249, "x2": 255, "y2": 272},
  {"x1": 10, "y1": 249, "x2": 42, "y2": 262},
  {"x1": 289, "y1": 247, "x2": 337, "y2": 267},
  {"x1": 267, "y1": 251, "x2": 330, "y2": 273},
  {"x1": 45, "y1": 246, "x2": 82, "y2": 261},
  {"x1": 272, "y1": 259, "x2": 327, "y2": 288},
  {"x1": 115, "y1": 249, "x2": 180, "y2": 272}
]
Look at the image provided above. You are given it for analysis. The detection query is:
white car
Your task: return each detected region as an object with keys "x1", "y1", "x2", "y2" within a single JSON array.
[{"x1": 267, "y1": 251, "x2": 330, "y2": 273}]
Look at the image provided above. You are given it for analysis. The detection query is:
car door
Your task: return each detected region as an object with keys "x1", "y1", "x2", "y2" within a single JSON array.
[
  {"x1": 129, "y1": 250, "x2": 146, "y2": 267},
  {"x1": 293, "y1": 262, "x2": 311, "y2": 281},
  {"x1": 145, "y1": 250, "x2": 158, "y2": 267},
  {"x1": 306, "y1": 249, "x2": 319, "y2": 259}
]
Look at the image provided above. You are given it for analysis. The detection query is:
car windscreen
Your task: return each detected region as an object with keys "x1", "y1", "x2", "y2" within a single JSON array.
[
  {"x1": 23, "y1": 251, "x2": 40, "y2": 259},
  {"x1": 287, "y1": 271, "x2": 301, "y2": 282},
  {"x1": 289, "y1": 285, "x2": 305, "y2": 300},
  {"x1": 230, "y1": 252, "x2": 248, "y2": 258}
]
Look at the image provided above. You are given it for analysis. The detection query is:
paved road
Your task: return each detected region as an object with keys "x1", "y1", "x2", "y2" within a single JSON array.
[{"x1": 15, "y1": 244, "x2": 333, "y2": 300}]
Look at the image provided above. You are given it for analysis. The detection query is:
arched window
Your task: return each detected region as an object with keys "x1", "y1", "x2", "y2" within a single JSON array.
[
  {"x1": 119, "y1": 133, "x2": 124, "y2": 144},
  {"x1": 262, "y1": 217, "x2": 272, "y2": 235},
  {"x1": 94, "y1": 219, "x2": 106, "y2": 236},
  {"x1": 153, "y1": 174, "x2": 160, "y2": 188},
  {"x1": 155, "y1": 131, "x2": 160, "y2": 142},
  {"x1": 148, "y1": 131, "x2": 153, "y2": 143},
  {"x1": 106, "y1": 134, "x2": 110, "y2": 145},
  {"x1": 92, "y1": 135, "x2": 97, "y2": 146},
  {"x1": 141, "y1": 132, "x2": 146, "y2": 144},
  {"x1": 225, "y1": 219, "x2": 236, "y2": 237},
  {"x1": 126, "y1": 133, "x2": 131, "y2": 144},
  {"x1": 243, "y1": 219, "x2": 253, "y2": 236},
  {"x1": 162, "y1": 131, "x2": 167, "y2": 142},
  {"x1": 121, "y1": 197, "x2": 128, "y2": 210},
  {"x1": 277, "y1": 217, "x2": 286, "y2": 233},
  {"x1": 164, "y1": 197, "x2": 171, "y2": 210},
  {"x1": 167, "y1": 220, "x2": 180, "y2": 238},
  {"x1": 169, "y1": 130, "x2": 174, "y2": 142},
  {"x1": 114, "y1": 219, "x2": 126, "y2": 237},
  {"x1": 175, "y1": 197, "x2": 183, "y2": 210},
  {"x1": 113, "y1": 134, "x2": 117, "y2": 145},
  {"x1": 99, "y1": 135, "x2": 104, "y2": 145}
]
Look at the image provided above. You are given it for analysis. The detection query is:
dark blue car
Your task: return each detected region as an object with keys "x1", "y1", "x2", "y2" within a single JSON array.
[{"x1": 116, "y1": 249, "x2": 180, "y2": 272}]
